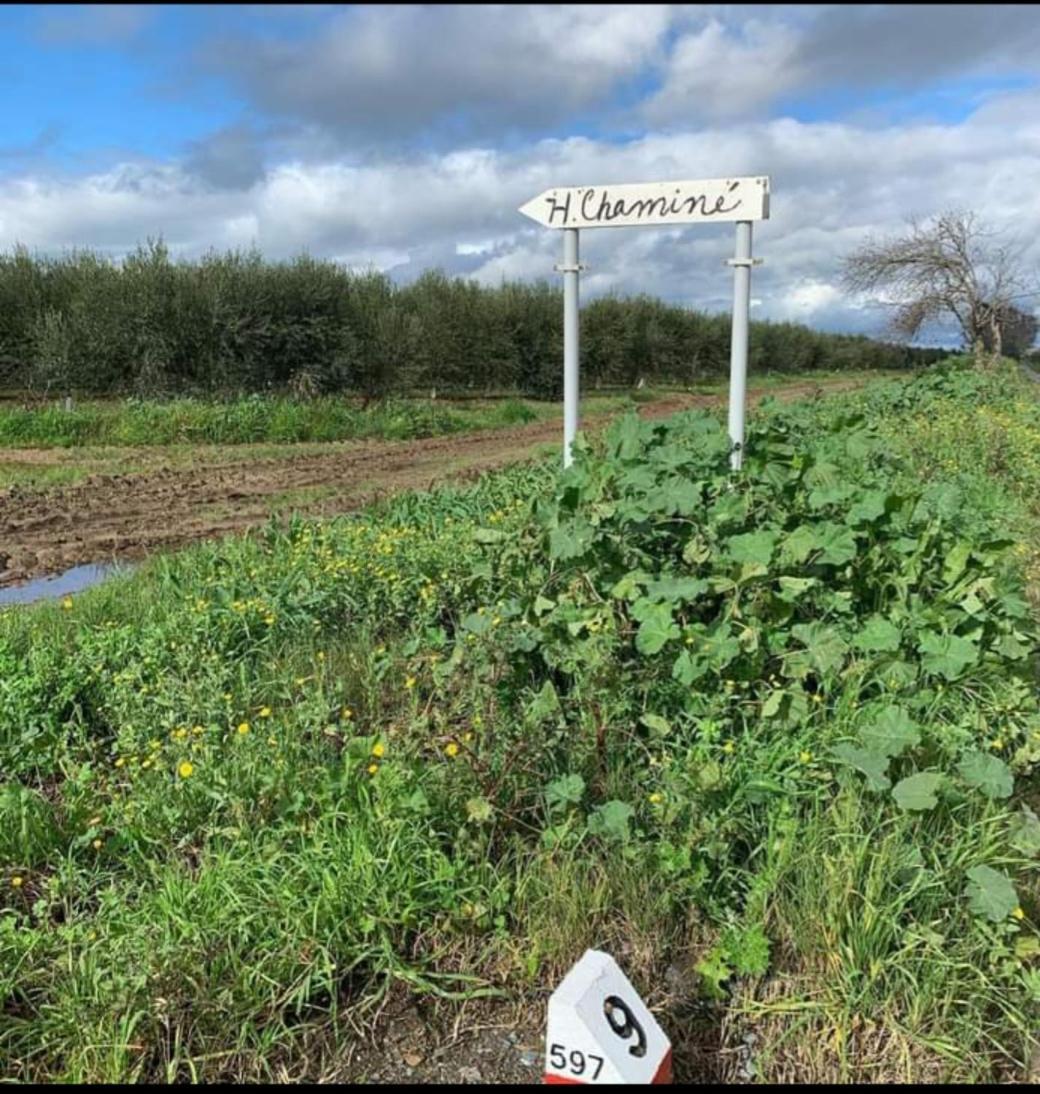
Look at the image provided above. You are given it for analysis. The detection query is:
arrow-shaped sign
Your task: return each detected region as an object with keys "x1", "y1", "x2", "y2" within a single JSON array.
[{"x1": 519, "y1": 176, "x2": 769, "y2": 230}]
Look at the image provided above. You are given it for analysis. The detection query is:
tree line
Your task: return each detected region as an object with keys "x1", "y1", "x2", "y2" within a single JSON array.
[{"x1": 0, "y1": 241, "x2": 945, "y2": 401}]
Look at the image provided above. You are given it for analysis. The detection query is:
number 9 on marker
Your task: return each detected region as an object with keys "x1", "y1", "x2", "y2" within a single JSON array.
[{"x1": 544, "y1": 949, "x2": 672, "y2": 1085}]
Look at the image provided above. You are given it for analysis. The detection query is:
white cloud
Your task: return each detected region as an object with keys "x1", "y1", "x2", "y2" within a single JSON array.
[
  {"x1": 2, "y1": 85, "x2": 1039, "y2": 338},
  {"x1": 209, "y1": 4, "x2": 676, "y2": 146},
  {"x1": 642, "y1": 17, "x2": 804, "y2": 124}
]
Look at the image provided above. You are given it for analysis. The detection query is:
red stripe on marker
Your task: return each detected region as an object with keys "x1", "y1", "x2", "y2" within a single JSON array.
[{"x1": 544, "y1": 1048, "x2": 673, "y2": 1085}]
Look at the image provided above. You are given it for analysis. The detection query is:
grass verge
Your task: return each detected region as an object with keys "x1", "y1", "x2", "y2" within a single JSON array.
[{"x1": 2, "y1": 359, "x2": 1039, "y2": 1082}]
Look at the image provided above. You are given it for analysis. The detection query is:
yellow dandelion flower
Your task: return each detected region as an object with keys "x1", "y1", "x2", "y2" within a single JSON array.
[
  {"x1": 445, "y1": 742, "x2": 460, "y2": 758},
  {"x1": 800, "y1": 750, "x2": 813, "y2": 764},
  {"x1": 11, "y1": 876, "x2": 24, "y2": 888},
  {"x1": 61, "y1": 596, "x2": 73, "y2": 611},
  {"x1": 178, "y1": 761, "x2": 194, "y2": 779},
  {"x1": 237, "y1": 722, "x2": 250, "y2": 736},
  {"x1": 404, "y1": 676, "x2": 417, "y2": 690},
  {"x1": 1013, "y1": 906, "x2": 1026, "y2": 921},
  {"x1": 367, "y1": 763, "x2": 379, "y2": 775},
  {"x1": 258, "y1": 707, "x2": 271, "y2": 719},
  {"x1": 92, "y1": 839, "x2": 102, "y2": 850},
  {"x1": 722, "y1": 740, "x2": 735, "y2": 754},
  {"x1": 372, "y1": 742, "x2": 385, "y2": 758},
  {"x1": 649, "y1": 792, "x2": 663, "y2": 804},
  {"x1": 342, "y1": 708, "x2": 353, "y2": 720},
  {"x1": 114, "y1": 757, "x2": 126, "y2": 768}
]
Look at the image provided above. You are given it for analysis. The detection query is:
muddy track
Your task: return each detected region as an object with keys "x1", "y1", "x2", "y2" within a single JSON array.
[{"x1": 0, "y1": 380, "x2": 862, "y2": 587}]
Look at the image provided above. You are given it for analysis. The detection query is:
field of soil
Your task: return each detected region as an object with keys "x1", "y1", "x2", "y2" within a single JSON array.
[{"x1": 0, "y1": 378, "x2": 862, "y2": 588}]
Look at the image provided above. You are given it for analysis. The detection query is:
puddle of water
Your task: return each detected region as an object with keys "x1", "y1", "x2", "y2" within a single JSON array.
[{"x1": 0, "y1": 562, "x2": 131, "y2": 608}]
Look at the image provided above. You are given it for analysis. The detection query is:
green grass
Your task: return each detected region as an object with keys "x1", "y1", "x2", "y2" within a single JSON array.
[
  {"x1": 0, "y1": 372, "x2": 884, "y2": 453},
  {"x1": 0, "y1": 392, "x2": 617, "y2": 450},
  {"x1": 2, "y1": 360, "x2": 1039, "y2": 1083}
]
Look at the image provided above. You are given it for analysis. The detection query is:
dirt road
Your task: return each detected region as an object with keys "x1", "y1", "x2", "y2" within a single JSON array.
[{"x1": 0, "y1": 379, "x2": 862, "y2": 587}]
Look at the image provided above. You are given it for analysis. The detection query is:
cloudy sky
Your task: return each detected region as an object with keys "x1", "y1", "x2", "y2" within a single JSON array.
[{"x1": 2, "y1": 3, "x2": 1039, "y2": 340}]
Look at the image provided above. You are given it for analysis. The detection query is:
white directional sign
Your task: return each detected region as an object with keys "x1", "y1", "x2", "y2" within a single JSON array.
[
  {"x1": 545, "y1": 949, "x2": 672, "y2": 1085},
  {"x1": 520, "y1": 173, "x2": 770, "y2": 472},
  {"x1": 519, "y1": 176, "x2": 769, "y2": 230}
]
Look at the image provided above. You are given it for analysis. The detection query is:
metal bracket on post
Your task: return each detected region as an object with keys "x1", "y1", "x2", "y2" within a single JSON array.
[
  {"x1": 554, "y1": 263, "x2": 587, "y2": 273},
  {"x1": 724, "y1": 257, "x2": 763, "y2": 268}
]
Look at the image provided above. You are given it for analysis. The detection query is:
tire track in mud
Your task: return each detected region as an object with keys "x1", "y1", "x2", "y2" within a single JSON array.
[{"x1": 0, "y1": 380, "x2": 861, "y2": 587}]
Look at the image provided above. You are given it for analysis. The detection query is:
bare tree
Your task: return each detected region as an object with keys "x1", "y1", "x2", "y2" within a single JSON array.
[
  {"x1": 995, "y1": 304, "x2": 1038, "y2": 360},
  {"x1": 842, "y1": 210, "x2": 1034, "y2": 367}
]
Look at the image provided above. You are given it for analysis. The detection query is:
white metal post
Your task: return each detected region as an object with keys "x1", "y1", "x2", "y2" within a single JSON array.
[
  {"x1": 727, "y1": 220, "x2": 753, "y2": 471},
  {"x1": 562, "y1": 227, "x2": 580, "y2": 468}
]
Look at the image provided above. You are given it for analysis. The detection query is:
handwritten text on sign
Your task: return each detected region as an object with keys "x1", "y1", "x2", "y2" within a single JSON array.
[{"x1": 519, "y1": 176, "x2": 769, "y2": 230}]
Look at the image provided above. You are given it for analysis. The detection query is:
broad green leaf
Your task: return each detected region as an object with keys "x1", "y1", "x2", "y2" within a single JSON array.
[
  {"x1": 776, "y1": 575, "x2": 817, "y2": 602},
  {"x1": 996, "y1": 632, "x2": 1028, "y2": 660},
  {"x1": 737, "y1": 562, "x2": 769, "y2": 585},
  {"x1": 526, "y1": 680, "x2": 561, "y2": 723},
  {"x1": 545, "y1": 773, "x2": 585, "y2": 809},
  {"x1": 860, "y1": 705, "x2": 920, "y2": 757},
  {"x1": 847, "y1": 489, "x2": 889, "y2": 525},
  {"x1": 709, "y1": 492, "x2": 750, "y2": 529},
  {"x1": 942, "y1": 541, "x2": 972, "y2": 585},
  {"x1": 665, "y1": 478, "x2": 702, "y2": 516},
  {"x1": 549, "y1": 519, "x2": 594, "y2": 560},
  {"x1": 610, "y1": 571, "x2": 646, "y2": 601},
  {"x1": 780, "y1": 524, "x2": 817, "y2": 564},
  {"x1": 877, "y1": 658, "x2": 919, "y2": 689},
  {"x1": 610, "y1": 412, "x2": 643, "y2": 459},
  {"x1": 790, "y1": 622, "x2": 848, "y2": 676},
  {"x1": 918, "y1": 631, "x2": 979, "y2": 680},
  {"x1": 645, "y1": 576, "x2": 708, "y2": 603},
  {"x1": 682, "y1": 535, "x2": 712, "y2": 566},
  {"x1": 1015, "y1": 936, "x2": 1040, "y2": 960},
  {"x1": 892, "y1": 772, "x2": 942, "y2": 812},
  {"x1": 965, "y1": 865, "x2": 1019, "y2": 922},
  {"x1": 845, "y1": 430, "x2": 879, "y2": 460},
  {"x1": 634, "y1": 602, "x2": 680, "y2": 655},
  {"x1": 854, "y1": 616, "x2": 901, "y2": 653},
  {"x1": 462, "y1": 612, "x2": 491, "y2": 636},
  {"x1": 1011, "y1": 807, "x2": 1040, "y2": 857},
  {"x1": 814, "y1": 523, "x2": 859, "y2": 565},
  {"x1": 639, "y1": 713, "x2": 672, "y2": 737},
  {"x1": 672, "y1": 648, "x2": 707, "y2": 685},
  {"x1": 808, "y1": 483, "x2": 854, "y2": 509},
  {"x1": 473, "y1": 527, "x2": 506, "y2": 544},
  {"x1": 533, "y1": 595, "x2": 555, "y2": 616},
  {"x1": 803, "y1": 459, "x2": 840, "y2": 492},
  {"x1": 466, "y1": 796, "x2": 494, "y2": 823},
  {"x1": 761, "y1": 689, "x2": 785, "y2": 718},
  {"x1": 830, "y1": 744, "x2": 891, "y2": 791},
  {"x1": 588, "y1": 800, "x2": 635, "y2": 842},
  {"x1": 727, "y1": 530, "x2": 778, "y2": 566},
  {"x1": 696, "y1": 761, "x2": 722, "y2": 791},
  {"x1": 957, "y1": 751, "x2": 1013, "y2": 799}
]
